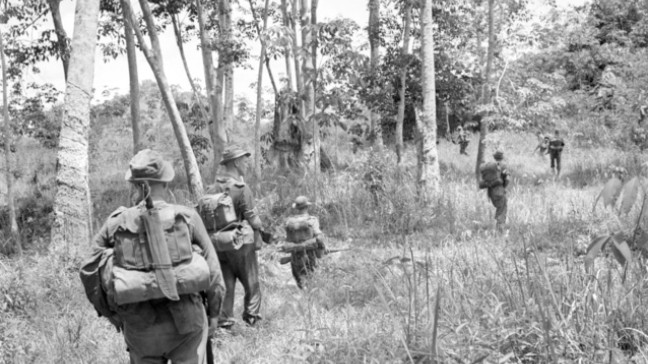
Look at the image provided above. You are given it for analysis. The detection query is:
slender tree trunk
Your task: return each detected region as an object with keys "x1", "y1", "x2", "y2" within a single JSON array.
[
  {"x1": 418, "y1": 0, "x2": 440, "y2": 197},
  {"x1": 395, "y1": 0, "x2": 411, "y2": 164},
  {"x1": 171, "y1": 14, "x2": 210, "y2": 125},
  {"x1": 445, "y1": 101, "x2": 450, "y2": 140},
  {"x1": 0, "y1": 28, "x2": 21, "y2": 256},
  {"x1": 121, "y1": 0, "x2": 141, "y2": 153},
  {"x1": 292, "y1": 0, "x2": 304, "y2": 118},
  {"x1": 221, "y1": 0, "x2": 234, "y2": 135},
  {"x1": 196, "y1": 0, "x2": 226, "y2": 172},
  {"x1": 300, "y1": 0, "x2": 313, "y2": 117},
  {"x1": 475, "y1": 0, "x2": 495, "y2": 184},
  {"x1": 50, "y1": 0, "x2": 100, "y2": 253},
  {"x1": 368, "y1": 0, "x2": 383, "y2": 147},
  {"x1": 215, "y1": 0, "x2": 227, "y2": 140},
  {"x1": 250, "y1": 0, "x2": 271, "y2": 179},
  {"x1": 47, "y1": 0, "x2": 69, "y2": 80},
  {"x1": 281, "y1": 0, "x2": 295, "y2": 91},
  {"x1": 311, "y1": 0, "x2": 320, "y2": 184},
  {"x1": 127, "y1": 0, "x2": 204, "y2": 199}
]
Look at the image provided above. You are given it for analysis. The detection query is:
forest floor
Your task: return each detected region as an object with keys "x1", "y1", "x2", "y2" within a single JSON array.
[{"x1": 2, "y1": 132, "x2": 648, "y2": 363}]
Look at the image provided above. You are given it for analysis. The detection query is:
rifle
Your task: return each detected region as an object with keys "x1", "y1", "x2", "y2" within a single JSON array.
[{"x1": 279, "y1": 248, "x2": 353, "y2": 265}]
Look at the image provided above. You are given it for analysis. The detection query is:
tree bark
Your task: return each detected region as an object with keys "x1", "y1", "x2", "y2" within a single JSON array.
[
  {"x1": 418, "y1": 0, "x2": 440, "y2": 197},
  {"x1": 300, "y1": 0, "x2": 313, "y2": 117},
  {"x1": 368, "y1": 0, "x2": 383, "y2": 147},
  {"x1": 221, "y1": 0, "x2": 234, "y2": 136},
  {"x1": 215, "y1": 0, "x2": 227, "y2": 140},
  {"x1": 171, "y1": 13, "x2": 211, "y2": 125},
  {"x1": 396, "y1": 0, "x2": 411, "y2": 164},
  {"x1": 281, "y1": 0, "x2": 295, "y2": 91},
  {"x1": 127, "y1": 0, "x2": 204, "y2": 199},
  {"x1": 120, "y1": 0, "x2": 141, "y2": 153},
  {"x1": 311, "y1": 0, "x2": 320, "y2": 184},
  {"x1": 292, "y1": 0, "x2": 304, "y2": 118},
  {"x1": 250, "y1": 0, "x2": 271, "y2": 179},
  {"x1": 0, "y1": 27, "x2": 21, "y2": 256},
  {"x1": 47, "y1": 0, "x2": 69, "y2": 80},
  {"x1": 196, "y1": 0, "x2": 226, "y2": 173},
  {"x1": 475, "y1": 0, "x2": 495, "y2": 184},
  {"x1": 49, "y1": 0, "x2": 99, "y2": 254}
]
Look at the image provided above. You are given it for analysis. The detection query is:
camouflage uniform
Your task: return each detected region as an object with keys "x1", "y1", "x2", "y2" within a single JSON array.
[
  {"x1": 90, "y1": 150, "x2": 225, "y2": 364},
  {"x1": 285, "y1": 213, "x2": 326, "y2": 289},
  {"x1": 487, "y1": 153, "x2": 509, "y2": 230},
  {"x1": 207, "y1": 173, "x2": 263, "y2": 326}
]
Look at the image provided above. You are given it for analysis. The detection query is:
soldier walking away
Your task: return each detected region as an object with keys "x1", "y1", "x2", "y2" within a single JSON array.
[
  {"x1": 549, "y1": 130, "x2": 565, "y2": 177},
  {"x1": 81, "y1": 149, "x2": 225, "y2": 364},
  {"x1": 457, "y1": 125, "x2": 469, "y2": 155},
  {"x1": 280, "y1": 196, "x2": 327, "y2": 289},
  {"x1": 479, "y1": 151, "x2": 510, "y2": 231},
  {"x1": 204, "y1": 145, "x2": 264, "y2": 328}
]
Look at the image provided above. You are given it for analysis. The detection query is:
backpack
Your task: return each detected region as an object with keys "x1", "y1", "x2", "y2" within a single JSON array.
[
  {"x1": 79, "y1": 248, "x2": 123, "y2": 331},
  {"x1": 479, "y1": 162, "x2": 503, "y2": 189},
  {"x1": 549, "y1": 139, "x2": 564, "y2": 153},
  {"x1": 95, "y1": 206, "x2": 211, "y2": 307},
  {"x1": 197, "y1": 193, "x2": 237, "y2": 231},
  {"x1": 286, "y1": 217, "x2": 314, "y2": 244}
]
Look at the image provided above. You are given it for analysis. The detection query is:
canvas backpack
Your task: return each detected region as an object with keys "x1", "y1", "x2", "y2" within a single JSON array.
[
  {"x1": 286, "y1": 216, "x2": 315, "y2": 244},
  {"x1": 197, "y1": 192, "x2": 253, "y2": 252},
  {"x1": 479, "y1": 162, "x2": 503, "y2": 189},
  {"x1": 96, "y1": 206, "x2": 211, "y2": 308}
]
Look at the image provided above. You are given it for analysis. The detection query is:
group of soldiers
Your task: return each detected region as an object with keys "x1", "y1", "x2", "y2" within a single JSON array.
[{"x1": 81, "y1": 146, "x2": 326, "y2": 363}]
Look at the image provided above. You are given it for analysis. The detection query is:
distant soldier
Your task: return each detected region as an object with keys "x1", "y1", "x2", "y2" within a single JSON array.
[
  {"x1": 533, "y1": 134, "x2": 550, "y2": 158},
  {"x1": 548, "y1": 130, "x2": 565, "y2": 176},
  {"x1": 631, "y1": 105, "x2": 648, "y2": 151},
  {"x1": 280, "y1": 196, "x2": 326, "y2": 289},
  {"x1": 479, "y1": 151, "x2": 510, "y2": 230},
  {"x1": 457, "y1": 125, "x2": 469, "y2": 155},
  {"x1": 81, "y1": 149, "x2": 225, "y2": 363},
  {"x1": 203, "y1": 145, "x2": 264, "y2": 328}
]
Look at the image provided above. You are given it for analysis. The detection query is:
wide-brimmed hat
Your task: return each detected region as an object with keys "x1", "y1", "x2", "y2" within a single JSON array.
[
  {"x1": 125, "y1": 149, "x2": 175, "y2": 183},
  {"x1": 292, "y1": 196, "x2": 311, "y2": 210},
  {"x1": 220, "y1": 145, "x2": 251, "y2": 165},
  {"x1": 493, "y1": 151, "x2": 504, "y2": 161}
]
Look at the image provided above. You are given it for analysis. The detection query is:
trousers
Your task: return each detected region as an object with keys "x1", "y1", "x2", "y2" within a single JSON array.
[{"x1": 217, "y1": 243, "x2": 262, "y2": 325}]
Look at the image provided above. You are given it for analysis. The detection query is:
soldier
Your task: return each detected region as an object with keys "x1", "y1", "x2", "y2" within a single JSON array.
[
  {"x1": 480, "y1": 151, "x2": 510, "y2": 231},
  {"x1": 533, "y1": 134, "x2": 550, "y2": 159},
  {"x1": 280, "y1": 196, "x2": 327, "y2": 289},
  {"x1": 548, "y1": 130, "x2": 565, "y2": 176},
  {"x1": 457, "y1": 125, "x2": 469, "y2": 155},
  {"x1": 87, "y1": 149, "x2": 225, "y2": 364},
  {"x1": 207, "y1": 145, "x2": 264, "y2": 328}
]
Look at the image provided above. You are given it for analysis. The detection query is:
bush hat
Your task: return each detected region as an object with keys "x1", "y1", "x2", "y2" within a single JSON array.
[
  {"x1": 493, "y1": 151, "x2": 504, "y2": 161},
  {"x1": 220, "y1": 145, "x2": 251, "y2": 165},
  {"x1": 125, "y1": 149, "x2": 175, "y2": 183},
  {"x1": 292, "y1": 196, "x2": 311, "y2": 210}
]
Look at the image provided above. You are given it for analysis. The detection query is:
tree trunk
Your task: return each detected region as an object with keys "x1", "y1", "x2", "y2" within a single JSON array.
[
  {"x1": 396, "y1": 0, "x2": 411, "y2": 164},
  {"x1": 250, "y1": 0, "x2": 271, "y2": 179},
  {"x1": 418, "y1": 0, "x2": 440, "y2": 197},
  {"x1": 292, "y1": 0, "x2": 304, "y2": 118},
  {"x1": 171, "y1": 13, "x2": 210, "y2": 125},
  {"x1": 196, "y1": 0, "x2": 226, "y2": 173},
  {"x1": 215, "y1": 0, "x2": 227, "y2": 140},
  {"x1": 0, "y1": 27, "x2": 21, "y2": 256},
  {"x1": 48, "y1": 0, "x2": 69, "y2": 81},
  {"x1": 49, "y1": 0, "x2": 100, "y2": 253},
  {"x1": 127, "y1": 0, "x2": 204, "y2": 199},
  {"x1": 120, "y1": 0, "x2": 141, "y2": 153},
  {"x1": 311, "y1": 0, "x2": 320, "y2": 186},
  {"x1": 368, "y1": 0, "x2": 382, "y2": 147},
  {"x1": 221, "y1": 0, "x2": 234, "y2": 136},
  {"x1": 475, "y1": 0, "x2": 495, "y2": 184},
  {"x1": 300, "y1": 0, "x2": 313, "y2": 117},
  {"x1": 281, "y1": 0, "x2": 295, "y2": 91}
]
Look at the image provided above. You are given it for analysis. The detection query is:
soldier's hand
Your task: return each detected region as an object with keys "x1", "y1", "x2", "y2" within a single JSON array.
[
  {"x1": 253, "y1": 230, "x2": 263, "y2": 250},
  {"x1": 208, "y1": 317, "x2": 220, "y2": 336}
]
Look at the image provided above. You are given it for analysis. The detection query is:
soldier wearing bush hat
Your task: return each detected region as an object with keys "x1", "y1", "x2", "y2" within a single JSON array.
[
  {"x1": 84, "y1": 149, "x2": 225, "y2": 363},
  {"x1": 207, "y1": 144, "x2": 264, "y2": 328}
]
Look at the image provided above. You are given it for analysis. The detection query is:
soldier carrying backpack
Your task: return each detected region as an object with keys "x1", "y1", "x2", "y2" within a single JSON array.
[
  {"x1": 198, "y1": 145, "x2": 264, "y2": 328},
  {"x1": 80, "y1": 149, "x2": 225, "y2": 364},
  {"x1": 479, "y1": 151, "x2": 510, "y2": 231},
  {"x1": 278, "y1": 196, "x2": 327, "y2": 289},
  {"x1": 548, "y1": 130, "x2": 565, "y2": 177}
]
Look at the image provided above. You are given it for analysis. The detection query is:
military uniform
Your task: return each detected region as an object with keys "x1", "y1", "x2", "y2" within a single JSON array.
[
  {"x1": 207, "y1": 173, "x2": 263, "y2": 327},
  {"x1": 549, "y1": 136, "x2": 565, "y2": 175},
  {"x1": 457, "y1": 127, "x2": 469, "y2": 155},
  {"x1": 285, "y1": 212, "x2": 326, "y2": 288},
  {"x1": 88, "y1": 150, "x2": 225, "y2": 364},
  {"x1": 487, "y1": 153, "x2": 509, "y2": 230}
]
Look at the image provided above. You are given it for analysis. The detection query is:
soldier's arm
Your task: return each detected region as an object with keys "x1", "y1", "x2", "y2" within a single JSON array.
[
  {"x1": 189, "y1": 211, "x2": 225, "y2": 317},
  {"x1": 240, "y1": 186, "x2": 263, "y2": 230},
  {"x1": 90, "y1": 223, "x2": 112, "y2": 255},
  {"x1": 311, "y1": 217, "x2": 326, "y2": 249}
]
